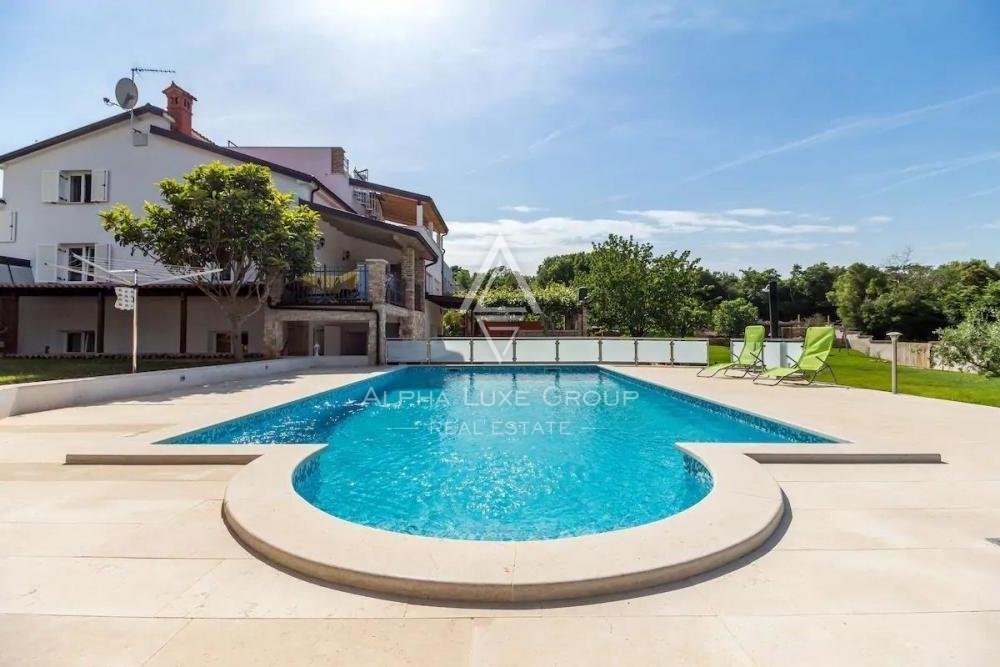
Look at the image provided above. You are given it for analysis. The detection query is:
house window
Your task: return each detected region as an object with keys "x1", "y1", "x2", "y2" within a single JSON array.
[
  {"x1": 64, "y1": 171, "x2": 93, "y2": 203},
  {"x1": 64, "y1": 330, "x2": 96, "y2": 353},
  {"x1": 62, "y1": 245, "x2": 95, "y2": 282},
  {"x1": 211, "y1": 331, "x2": 249, "y2": 355}
]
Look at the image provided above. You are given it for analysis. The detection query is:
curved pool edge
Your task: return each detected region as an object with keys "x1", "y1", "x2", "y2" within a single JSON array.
[{"x1": 221, "y1": 444, "x2": 784, "y2": 602}]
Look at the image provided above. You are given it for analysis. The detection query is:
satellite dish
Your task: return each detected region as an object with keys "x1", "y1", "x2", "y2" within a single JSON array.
[{"x1": 114, "y1": 78, "x2": 139, "y2": 110}]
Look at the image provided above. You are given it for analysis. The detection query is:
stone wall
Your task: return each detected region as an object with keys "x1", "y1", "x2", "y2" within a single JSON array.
[{"x1": 846, "y1": 332, "x2": 960, "y2": 371}]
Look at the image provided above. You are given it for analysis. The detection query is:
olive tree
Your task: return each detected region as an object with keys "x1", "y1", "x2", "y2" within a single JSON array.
[{"x1": 100, "y1": 161, "x2": 320, "y2": 360}]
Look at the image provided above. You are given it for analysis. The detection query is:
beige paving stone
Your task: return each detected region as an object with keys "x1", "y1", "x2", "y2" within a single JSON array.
[
  {"x1": 0, "y1": 462, "x2": 242, "y2": 481},
  {"x1": 693, "y1": 547, "x2": 1000, "y2": 615},
  {"x1": 780, "y1": 480, "x2": 1000, "y2": 509},
  {"x1": 0, "y1": 556, "x2": 221, "y2": 616},
  {"x1": 0, "y1": 614, "x2": 188, "y2": 667},
  {"x1": 0, "y1": 480, "x2": 228, "y2": 501},
  {"x1": 778, "y1": 508, "x2": 1000, "y2": 550},
  {"x1": 722, "y1": 611, "x2": 1000, "y2": 667},
  {"x1": 94, "y1": 500, "x2": 252, "y2": 559},
  {"x1": 0, "y1": 496, "x2": 205, "y2": 524},
  {"x1": 155, "y1": 557, "x2": 408, "y2": 619},
  {"x1": 469, "y1": 616, "x2": 755, "y2": 666},
  {"x1": 0, "y1": 522, "x2": 138, "y2": 557},
  {"x1": 537, "y1": 582, "x2": 715, "y2": 618},
  {"x1": 766, "y1": 462, "x2": 999, "y2": 482},
  {"x1": 144, "y1": 617, "x2": 473, "y2": 666}
]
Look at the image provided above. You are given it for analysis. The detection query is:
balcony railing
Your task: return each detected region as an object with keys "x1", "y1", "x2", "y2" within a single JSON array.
[
  {"x1": 282, "y1": 267, "x2": 368, "y2": 306},
  {"x1": 352, "y1": 189, "x2": 383, "y2": 220}
]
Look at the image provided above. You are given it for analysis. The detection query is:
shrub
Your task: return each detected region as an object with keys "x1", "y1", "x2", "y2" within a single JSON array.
[
  {"x1": 712, "y1": 298, "x2": 760, "y2": 337},
  {"x1": 934, "y1": 308, "x2": 1000, "y2": 376}
]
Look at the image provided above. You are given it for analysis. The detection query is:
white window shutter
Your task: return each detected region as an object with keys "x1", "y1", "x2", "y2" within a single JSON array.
[
  {"x1": 1, "y1": 211, "x2": 15, "y2": 243},
  {"x1": 41, "y1": 171, "x2": 61, "y2": 203},
  {"x1": 91, "y1": 170, "x2": 109, "y2": 202},
  {"x1": 34, "y1": 245, "x2": 57, "y2": 282},
  {"x1": 94, "y1": 243, "x2": 110, "y2": 277}
]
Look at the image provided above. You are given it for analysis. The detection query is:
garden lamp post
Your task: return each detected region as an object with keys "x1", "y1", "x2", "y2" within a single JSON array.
[
  {"x1": 761, "y1": 281, "x2": 780, "y2": 338},
  {"x1": 887, "y1": 331, "x2": 903, "y2": 394}
]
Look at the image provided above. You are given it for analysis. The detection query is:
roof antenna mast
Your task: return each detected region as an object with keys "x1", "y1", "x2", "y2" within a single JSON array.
[{"x1": 102, "y1": 66, "x2": 176, "y2": 133}]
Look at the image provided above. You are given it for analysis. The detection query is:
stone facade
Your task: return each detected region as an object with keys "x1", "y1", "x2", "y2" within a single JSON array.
[
  {"x1": 401, "y1": 247, "x2": 416, "y2": 311},
  {"x1": 263, "y1": 308, "x2": 377, "y2": 361}
]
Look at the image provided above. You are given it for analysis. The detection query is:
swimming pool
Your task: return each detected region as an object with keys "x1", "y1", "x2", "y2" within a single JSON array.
[{"x1": 168, "y1": 366, "x2": 831, "y2": 541}]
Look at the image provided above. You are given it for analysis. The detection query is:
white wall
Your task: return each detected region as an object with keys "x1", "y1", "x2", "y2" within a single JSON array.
[
  {"x1": 15, "y1": 294, "x2": 265, "y2": 355},
  {"x1": 235, "y1": 147, "x2": 357, "y2": 212},
  {"x1": 0, "y1": 114, "x2": 316, "y2": 279}
]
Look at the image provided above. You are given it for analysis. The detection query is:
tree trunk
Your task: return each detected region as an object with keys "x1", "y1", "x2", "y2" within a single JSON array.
[{"x1": 229, "y1": 315, "x2": 244, "y2": 362}]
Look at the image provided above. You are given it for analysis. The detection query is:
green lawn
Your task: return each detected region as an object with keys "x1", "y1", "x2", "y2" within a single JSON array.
[
  {"x1": 708, "y1": 344, "x2": 1000, "y2": 408},
  {"x1": 0, "y1": 358, "x2": 236, "y2": 386}
]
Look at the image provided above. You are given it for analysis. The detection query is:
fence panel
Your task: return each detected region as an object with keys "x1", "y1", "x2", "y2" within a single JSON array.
[
  {"x1": 386, "y1": 339, "x2": 428, "y2": 364},
  {"x1": 672, "y1": 339, "x2": 709, "y2": 365},
  {"x1": 471, "y1": 338, "x2": 513, "y2": 363},
  {"x1": 600, "y1": 338, "x2": 636, "y2": 363},
  {"x1": 636, "y1": 339, "x2": 671, "y2": 364},
  {"x1": 557, "y1": 338, "x2": 601, "y2": 363},
  {"x1": 429, "y1": 339, "x2": 471, "y2": 363},
  {"x1": 514, "y1": 339, "x2": 558, "y2": 363}
]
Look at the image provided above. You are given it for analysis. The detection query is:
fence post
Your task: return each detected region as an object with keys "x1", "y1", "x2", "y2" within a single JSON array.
[
  {"x1": 669, "y1": 339, "x2": 675, "y2": 365},
  {"x1": 555, "y1": 338, "x2": 560, "y2": 363},
  {"x1": 425, "y1": 338, "x2": 431, "y2": 364},
  {"x1": 469, "y1": 338, "x2": 474, "y2": 364},
  {"x1": 633, "y1": 339, "x2": 639, "y2": 365},
  {"x1": 598, "y1": 337, "x2": 603, "y2": 363},
  {"x1": 512, "y1": 338, "x2": 517, "y2": 363}
]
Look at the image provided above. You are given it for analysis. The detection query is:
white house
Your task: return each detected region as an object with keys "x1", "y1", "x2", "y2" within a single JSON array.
[{"x1": 0, "y1": 83, "x2": 454, "y2": 363}]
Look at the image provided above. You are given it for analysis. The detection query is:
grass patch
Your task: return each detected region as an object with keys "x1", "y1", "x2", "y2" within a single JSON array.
[
  {"x1": 0, "y1": 358, "x2": 236, "y2": 386},
  {"x1": 708, "y1": 344, "x2": 1000, "y2": 407}
]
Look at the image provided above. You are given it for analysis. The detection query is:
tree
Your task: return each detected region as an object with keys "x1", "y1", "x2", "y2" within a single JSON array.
[
  {"x1": 450, "y1": 266, "x2": 474, "y2": 291},
  {"x1": 712, "y1": 298, "x2": 760, "y2": 337},
  {"x1": 535, "y1": 251, "x2": 591, "y2": 286},
  {"x1": 786, "y1": 262, "x2": 842, "y2": 319},
  {"x1": 588, "y1": 234, "x2": 656, "y2": 336},
  {"x1": 587, "y1": 234, "x2": 704, "y2": 336},
  {"x1": 736, "y1": 267, "x2": 781, "y2": 313},
  {"x1": 935, "y1": 308, "x2": 1000, "y2": 376},
  {"x1": 649, "y1": 251, "x2": 706, "y2": 336},
  {"x1": 100, "y1": 161, "x2": 320, "y2": 360},
  {"x1": 829, "y1": 263, "x2": 887, "y2": 330}
]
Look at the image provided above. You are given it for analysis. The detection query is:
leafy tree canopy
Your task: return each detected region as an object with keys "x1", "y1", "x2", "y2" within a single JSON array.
[{"x1": 100, "y1": 161, "x2": 320, "y2": 360}]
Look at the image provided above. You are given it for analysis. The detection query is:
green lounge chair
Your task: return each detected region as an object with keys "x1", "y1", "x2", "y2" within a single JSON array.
[
  {"x1": 754, "y1": 326, "x2": 837, "y2": 386},
  {"x1": 698, "y1": 325, "x2": 766, "y2": 378}
]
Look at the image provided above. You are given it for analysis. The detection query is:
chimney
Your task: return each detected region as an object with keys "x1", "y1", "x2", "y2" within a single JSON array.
[
  {"x1": 162, "y1": 82, "x2": 197, "y2": 137},
  {"x1": 330, "y1": 147, "x2": 347, "y2": 174}
]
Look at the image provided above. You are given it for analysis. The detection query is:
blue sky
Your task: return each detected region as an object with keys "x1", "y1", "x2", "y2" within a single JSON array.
[{"x1": 2, "y1": 1, "x2": 999, "y2": 273}]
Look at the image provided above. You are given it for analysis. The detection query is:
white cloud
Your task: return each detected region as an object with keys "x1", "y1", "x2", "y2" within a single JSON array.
[
  {"x1": 863, "y1": 215, "x2": 893, "y2": 224},
  {"x1": 500, "y1": 205, "x2": 547, "y2": 214},
  {"x1": 864, "y1": 150, "x2": 1000, "y2": 196},
  {"x1": 723, "y1": 208, "x2": 791, "y2": 217},
  {"x1": 681, "y1": 87, "x2": 1000, "y2": 184},
  {"x1": 622, "y1": 209, "x2": 855, "y2": 235},
  {"x1": 446, "y1": 207, "x2": 857, "y2": 271},
  {"x1": 718, "y1": 239, "x2": 824, "y2": 251}
]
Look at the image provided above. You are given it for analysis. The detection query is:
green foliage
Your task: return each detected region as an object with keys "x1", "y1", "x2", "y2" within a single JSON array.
[
  {"x1": 441, "y1": 309, "x2": 465, "y2": 336},
  {"x1": 786, "y1": 262, "x2": 842, "y2": 318},
  {"x1": 535, "y1": 252, "x2": 591, "y2": 286},
  {"x1": 587, "y1": 234, "x2": 703, "y2": 336},
  {"x1": 101, "y1": 161, "x2": 320, "y2": 360},
  {"x1": 449, "y1": 266, "x2": 474, "y2": 291},
  {"x1": 829, "y1": 263, "x2": 889, "y2": 331},
  {"x1": 711, "y1": 298, "x2": 761, "y2": 337},
  {"x1": 935, "y1": 308, "x2": 1000, "y2": 376}
]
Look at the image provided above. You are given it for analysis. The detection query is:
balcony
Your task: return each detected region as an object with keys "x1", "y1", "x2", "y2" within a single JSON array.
[
  {"x1": 281, "y1": 267, "x2": 368, "y2": 306},
  {"x1": 352, "y1": 189, "x2": 383, "y2": 220}
]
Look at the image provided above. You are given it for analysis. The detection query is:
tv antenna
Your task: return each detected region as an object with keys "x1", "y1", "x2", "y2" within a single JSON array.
[{"x1": 103, "y1": 66, "x2": 176, "y2": 109}]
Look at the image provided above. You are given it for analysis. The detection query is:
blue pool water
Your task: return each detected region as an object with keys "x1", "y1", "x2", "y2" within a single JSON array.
[{"x1": 167, "y1": 366, "x2": 832, "y2": 540}]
